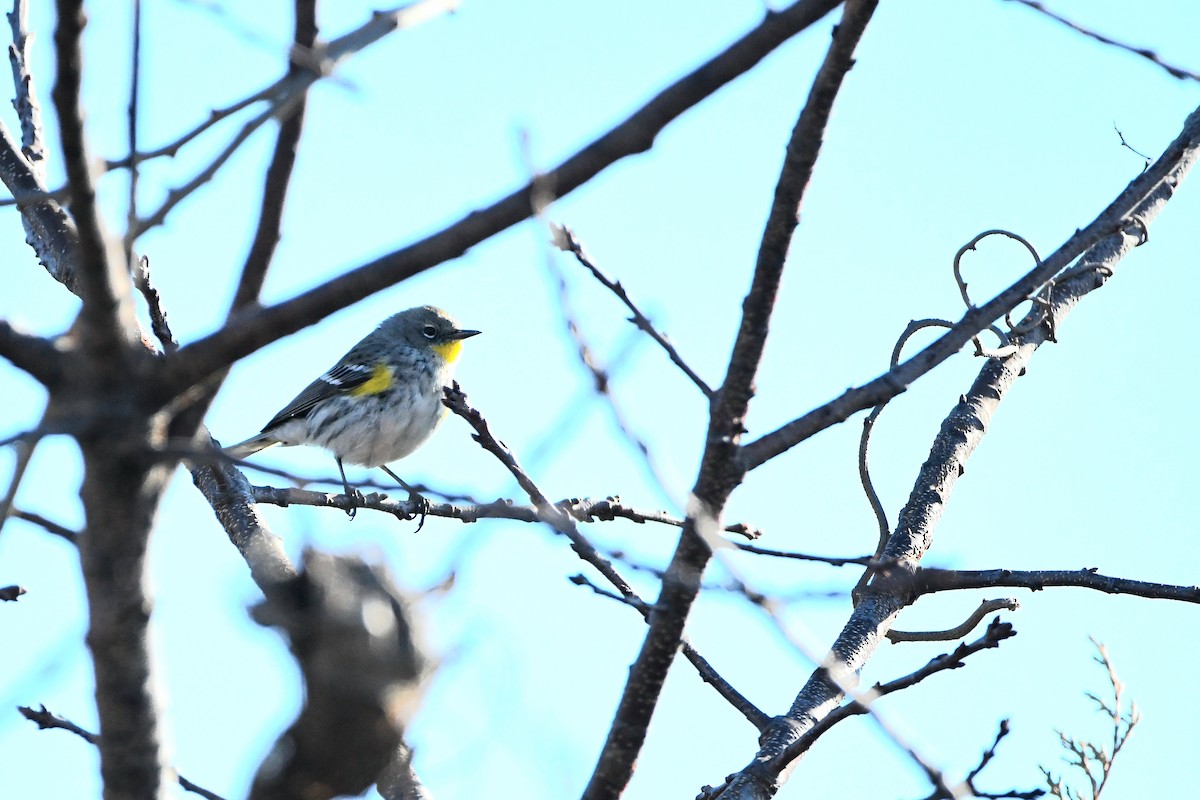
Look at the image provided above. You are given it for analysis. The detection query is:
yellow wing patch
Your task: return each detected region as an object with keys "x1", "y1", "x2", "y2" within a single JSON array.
[
  {"x1": 431, "y1": 339, "x2": 463, "y2": 363},
  {"x1": 349, "y1": 363, "x2": 395, "y2": 397}
]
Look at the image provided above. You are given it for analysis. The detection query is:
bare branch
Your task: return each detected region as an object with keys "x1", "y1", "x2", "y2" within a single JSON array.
[
  {"x1": 442, "y1": 382, "x2": 637, "y2": 597},
  {"x1": 248, "y1": 551, "x2": 425, "y2": 800},
  {"x1": 228, "y1": 0, "x2": 317, "y2": 314},
  {"x1": 888, "y1": 598, "x2": 1020, "y2": 643},
  {"x1": 717, "y1": 100, "x2": 1200, "y2": 800},
  {"x1": 741, "y1": 102, "x2": 1200, "y2": 470},
  {"x1": 7, "y1": 0, "x2": 45, "y2": 176},
  {"x1": 442, "y1": 383, "x2": 767, "y2": 730},
  {"x1": 771, "y1": 619, "x2": 1016, "y2": 773},
  {"x1": 159, "y1": 0, "x2": 848, "y2": 400},
  {"x1": 552, "y1": 224, "x2": 714, "y2": 398},
  {"x1": 17, "y1": 705, "x2": 226, "y2": 800},
  {"x1": 52, "y1": 0, "x2": 136, "y2": 352},
  {"x1": 913, "y1": 567, "x2": 1200, "y2": 604},
  {"x1": 571, "y1": 574, "x2": 771, "y2": 732},
  {"x1": 0, "y1": 319, "x2": 65, "y2": 384},
  {"x1": 587, "y1": 3, "x2": 880, "y2": 796},
  {"x1": 0, "y1": 120, "x2": 80, "y2": 289},
  {"x1": 1008, "y1": 0, "x2": 1200, "y2": 83},
  {"x1": 132, "y1": 255, "x2": 178, "y2": 353},
  {"x1": 10, "y1": 507, "x2": 79, "y2": 543}
]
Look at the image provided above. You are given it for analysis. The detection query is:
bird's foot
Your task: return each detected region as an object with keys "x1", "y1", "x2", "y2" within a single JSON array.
[
  {"x1": 343, "y1": 487, "x2": 366, "y2": 519},
  {"x1": 406, "y1": 490, "x2": 430, "y2": 533}
]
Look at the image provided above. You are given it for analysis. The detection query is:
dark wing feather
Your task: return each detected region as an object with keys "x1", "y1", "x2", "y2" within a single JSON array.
[{"x1": 261, "y1": 361, "x2": 373, "y2": 431}]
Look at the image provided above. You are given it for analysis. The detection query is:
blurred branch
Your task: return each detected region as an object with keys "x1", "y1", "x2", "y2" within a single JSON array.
[
  {"x1": 442, "y1": 381, "x2": 638, "y2": 596},
  {"x1": 160, "y1": 0, "x2": 847, "y2": 399},
  {"x1": 587, "y1": 3, "x2": 880, "y2": 797},
  {"x1": 0, "y1": 119, "x2": 79, "y2": 289},
  {"x1": 251, "y1": 483, "x2": 762, "y2": 539},
  {"x1": 571, "y1": 574, "x2": 771, "y2": 731},
  {"x1": 10, "y1": 507, "x2": 80, "y2": 543},
  {"x1": 248, "y1": 551, "x2": 425, "y2": 800},
  {"x1": 0, "y1": 426, "x2": 42, "y2": 541},
  {"x1": 1008, "y1": 0, "x2": 1200, "y2": 83},
  {"x1": 0, "y1": 320, "x2": 65, "y2": 384},
  {"x1": 130, "y1": 0, "x2": 454, "y2": 239},
  {"x1": 105, "y1": 88, "x2": 272, "y2": 170},
  {"x1": 718, "y1": 100, "x2": 1200, "y2": 800},
  {"x1": 132, "y1": 255, "x2": 179, "y2": 353},
  {"x1": 537, "y1": 217, "x2": 676, "y2": 495},
  {"x1": 552, "y1": 224, "x2": 714, "y2": 399},
  {"x1": 123, "y1": 0, "x2": 142, "y2": 264}
]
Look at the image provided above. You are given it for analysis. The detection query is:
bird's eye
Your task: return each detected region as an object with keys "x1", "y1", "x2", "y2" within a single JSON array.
[{"x1": 422, "y1": 325, "x2": 437, "y2": 339}]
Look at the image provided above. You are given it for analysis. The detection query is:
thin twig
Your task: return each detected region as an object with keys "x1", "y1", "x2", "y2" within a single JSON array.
[
  {"x1": 552, "y1": 224, "x2": 714, "y2": 398},
  {"x1": 766, "y1": 618, "x2": 1017, "y2": 772},
  {"x1": 740, "y1": 105, "x2": 1200, "y2": 469},
  {"x1": 1008, "y1": 0, "x2": 1200, "y2": 83},
  {"x1": 441, "y1": 382, "x2": 768, "y2": 729},
  {"x1": 914, "y1": 567, "x2": 1200, "y2": 604},
  {"x1": 0, "y1": 427, "x2": 42, "y2": 539},
  {"x1": 18, "y1": 705, "x2": 227, "y2": 800}
]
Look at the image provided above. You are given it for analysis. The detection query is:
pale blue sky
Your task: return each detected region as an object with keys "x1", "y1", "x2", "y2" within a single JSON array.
[{"x1": 2, "y1": 2, "x2": 1199, "y2": 798}]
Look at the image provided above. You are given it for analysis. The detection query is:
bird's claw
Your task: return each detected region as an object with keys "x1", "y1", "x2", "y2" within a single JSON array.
[
  {"x1": 407, "y1": 491, "x2": 430, "y2": 533},
  {"x1": 343, "y1": 487, "x2": 366, "y2": 519}
]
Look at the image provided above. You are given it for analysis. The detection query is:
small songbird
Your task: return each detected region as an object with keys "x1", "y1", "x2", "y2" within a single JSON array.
[{"x1": 226, "y1": 305, "x2": 480, "y2": 517}]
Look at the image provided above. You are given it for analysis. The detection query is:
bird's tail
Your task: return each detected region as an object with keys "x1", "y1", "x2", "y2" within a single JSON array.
[{"x1": 224, "y1": 433, "x2": 280, "y2": 461}]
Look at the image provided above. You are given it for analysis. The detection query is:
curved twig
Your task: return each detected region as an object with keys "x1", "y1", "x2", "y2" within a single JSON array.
[
  {"x1": 952, "y1": 228, "x2": 1043, "y2": 310},
  {"x1": 887, "y1": 598, "x2": 1020, "y2": 643}
]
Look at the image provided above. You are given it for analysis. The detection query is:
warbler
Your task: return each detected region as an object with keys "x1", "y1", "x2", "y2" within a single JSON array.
[{"x1": 226, "y1": 305, "x2": 480, "y2": 517}]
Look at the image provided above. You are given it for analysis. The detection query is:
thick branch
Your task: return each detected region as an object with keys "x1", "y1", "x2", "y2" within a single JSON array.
[
  {"x1": 914, "y1": 568, "x2": 1200, "y2": 604},
  {"x1": 583, "y1": 4, "x2": 878, "y2": 797},
  {"x1": 716, "y1": 102, "x2": 1200, "y2": 800},
  {"x1": 158, "y1": 0, "x2": 846, "y2": 401},
  {"x1": 741, "y1": 104, "x2": 1200, "y2": 470}
]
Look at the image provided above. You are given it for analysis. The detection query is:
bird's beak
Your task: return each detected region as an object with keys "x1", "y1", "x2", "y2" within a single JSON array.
[{"x1": 450, "y1": 329, "x2": 481, "y2": 340}]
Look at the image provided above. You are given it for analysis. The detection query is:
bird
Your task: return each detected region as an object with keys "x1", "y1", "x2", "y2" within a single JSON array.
[{"x1": 226, "y1": 305, "x2": 480, "y2": 518}]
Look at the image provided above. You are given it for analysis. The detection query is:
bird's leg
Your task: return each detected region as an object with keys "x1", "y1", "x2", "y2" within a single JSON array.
[
  {"x1": 380, "y1": 465, "x2": 429, "y2": 532},
  {"x1": 336, "y1": 457, "x2": 364, "y2": 519}
]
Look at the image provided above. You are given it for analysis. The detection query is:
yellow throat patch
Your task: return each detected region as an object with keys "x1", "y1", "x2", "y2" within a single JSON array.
[
  {"x1": 431, "y1": 339, "x2": 464, "y2": 363},
  {"x1": 349, "y1": 363, "x2": 395, "y2": 397}
]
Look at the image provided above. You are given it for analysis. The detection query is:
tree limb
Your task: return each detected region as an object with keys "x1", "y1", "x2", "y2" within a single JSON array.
[
  {"x1": 584, "y1": 3, "x2": 879, "y2": 796},
  {"x1": 157, "y1": 0, "x2": 847, "y2": 402}
]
